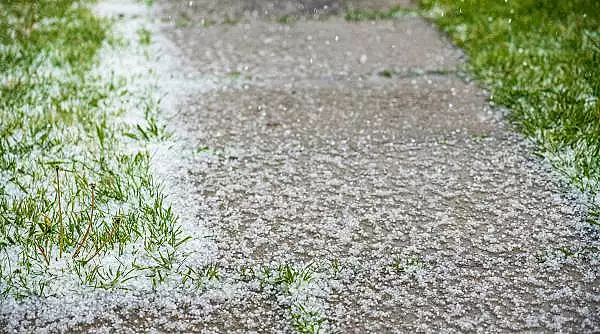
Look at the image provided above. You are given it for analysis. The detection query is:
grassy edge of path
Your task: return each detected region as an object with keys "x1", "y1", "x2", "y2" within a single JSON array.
[
  {"x1": 419, "y1": 0, "x2": 600, "y2": 232},
  {"x1": 0, "y1": 0, "x2": 190, "y2": 298}
]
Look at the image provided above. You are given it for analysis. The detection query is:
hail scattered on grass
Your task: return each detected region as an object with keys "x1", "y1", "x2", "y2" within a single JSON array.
[
  {"x1": 0, "y1": 0, "x2": 188, "y2": 299},
  {"x1": 420, "y1": 0, "x2": 600, "y2": 228}
]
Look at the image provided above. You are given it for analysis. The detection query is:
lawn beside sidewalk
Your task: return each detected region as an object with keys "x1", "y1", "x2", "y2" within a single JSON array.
[
  {"x1": 420, "y1": 0, "x2": 600, "y2": 227},
  {"x1": 0, "y1": 0, "x2": 188, "y2": 298}
]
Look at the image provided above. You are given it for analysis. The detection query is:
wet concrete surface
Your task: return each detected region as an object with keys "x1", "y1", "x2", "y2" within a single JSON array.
[
  {"x1": 162, "y1": 0, "x2": 414, "y2": 22},
  {"x1": 150, "y1": 1, "x2": 599, "y2": 332},
  {"x1": 169, "y1": 18, "x2": 462, "y2": 80}
]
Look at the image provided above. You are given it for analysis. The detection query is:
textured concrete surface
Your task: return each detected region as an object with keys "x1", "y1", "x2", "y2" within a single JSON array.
[
  {"x1": 162, "y1": 0, "x2": 415, "y2": 22},
  {"x1": 168, "y1": 19, "x2": 462, "y2": 80},
  {"x1": 156, "y1": 0, "x2": 600, "y2": 332}
]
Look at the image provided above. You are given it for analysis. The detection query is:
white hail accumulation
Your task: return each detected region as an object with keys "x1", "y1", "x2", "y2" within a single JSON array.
[{"x1": 1, "y1": 1, "x2": 223, "y2": 332}]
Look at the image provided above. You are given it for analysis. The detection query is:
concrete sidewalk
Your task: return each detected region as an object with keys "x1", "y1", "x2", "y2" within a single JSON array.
[{"x1": 155, "y1": 0, "x2": 599, "y2": 332}]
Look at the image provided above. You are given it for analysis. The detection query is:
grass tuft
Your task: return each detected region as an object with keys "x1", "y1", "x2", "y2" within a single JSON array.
[
  {"x1": 291, "y1": 303, "x2": 328, "y2": 334},
  {"x1": 136, "y1": 27, "x2": 151, "y2": 45},
  {"x1": 378, "y1": 69, "x2": 393, "y2": 78},
  {"x1": 345, "y1": 5, "x2": 414, "y2": 21},
  {"x1": 393, "y1": 254, "x2": 428, "y2": 275}
]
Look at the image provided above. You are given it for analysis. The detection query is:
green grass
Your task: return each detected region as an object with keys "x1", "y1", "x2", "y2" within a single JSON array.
[
  {"x1": 227, "y1": 262, "x2": 329, "y2": 333},
  {"x1": 393, "y1": 254, "x2": 428, "y2": 275},
  {"x1": 291, "y1": 303, "x2": 327, "y2": 334},
  {"x1": 136, "y1": 27, "x2": 151, "y2": 45},
  {"x1": 222, "y1": 15, "x2": 239, "y2": 25},
  {"x1": 378, "y1": 69, "x2": 394, "y2": 78},
  {"x1": 277, "y1": 15, "x2": 297, "y2": 25},
  {"x1": 420, "y1": 0, "x2": 600, "y2": 223},
  {"x1": 0, "y1": 0, "x2": 187, "y2": 298},
  {"x1": 345, "y1": 5, "x2": 415, "y2": 21},
  {"x1": 179, "y1": 263, "x2": 221, "y2": 290},
  {"x1": 138, "y1": 0, "x2": 155, "y2": 6}
]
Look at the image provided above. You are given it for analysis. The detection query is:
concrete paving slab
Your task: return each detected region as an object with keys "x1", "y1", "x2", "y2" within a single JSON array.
[
  {"x1": 162, "y1": 0, "x2": 414, "y2": 22},
  {"x1": 167, "y1": 18, "x2": 463, "y2": 80},
  {"x1": 181, "y1": 77, "x2": 500, "y2": 147}
]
